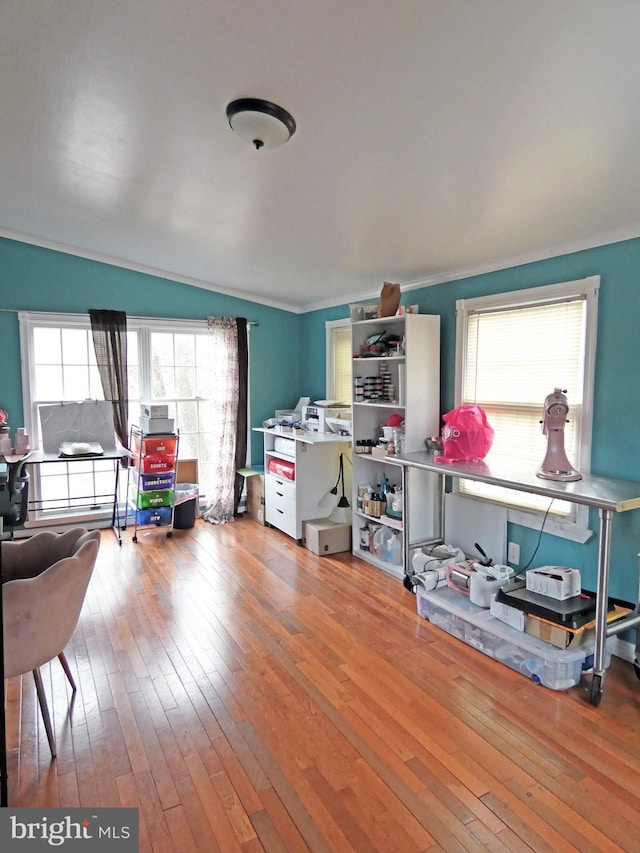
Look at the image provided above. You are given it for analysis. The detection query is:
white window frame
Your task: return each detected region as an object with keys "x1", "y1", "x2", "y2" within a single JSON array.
[
  {"x1": 19, "y1": 311, "x2": 250, "y2": 521},
  {"x1": 454, "y1": 276, "x2": 599, "y2": 543},
  {"x1": 325, "y1": 318, "x2": 352, "y2": 403}
]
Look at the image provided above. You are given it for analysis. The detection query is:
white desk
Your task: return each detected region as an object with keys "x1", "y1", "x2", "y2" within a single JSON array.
[
  {"x1": 392, "y1": 451, "x2": 640, "y2": 705},
  {"x1": 254, "y1": 428, "x2": 351, "y2": 542}
]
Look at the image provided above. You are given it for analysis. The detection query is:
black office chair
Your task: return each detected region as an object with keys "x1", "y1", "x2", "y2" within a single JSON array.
[{"x1": 0, "y1": 460, "x2": 29, "y2": 539}]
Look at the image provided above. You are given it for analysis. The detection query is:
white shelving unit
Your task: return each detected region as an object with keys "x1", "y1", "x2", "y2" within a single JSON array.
[
  {"x1": 254, "y1": 428, "x2": 351, "y2": 543},
  {"x1": 351, "y1": 313, "x2": 441, "y2": 578}
]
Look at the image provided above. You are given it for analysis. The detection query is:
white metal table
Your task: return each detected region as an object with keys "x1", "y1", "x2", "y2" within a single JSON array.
[{"x1": 392, "y1": 451, "x2": 640, "y2": 705}]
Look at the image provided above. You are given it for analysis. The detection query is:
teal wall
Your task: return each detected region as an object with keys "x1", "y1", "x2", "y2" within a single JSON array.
[
  {"x1": 0, "y1": 237, "x2": 302, "y2": 467},
  {"x1": 304, "y1": 237, "x2": 640, "y2": 605},
  {"x1": 3, "y1": 233, "x2": 640, "y2": 607}
]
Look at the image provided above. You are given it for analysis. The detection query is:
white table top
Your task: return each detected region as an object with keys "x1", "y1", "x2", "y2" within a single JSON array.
[{"x1": 253, "y1": 427, "x2": 351, "y2": 445}]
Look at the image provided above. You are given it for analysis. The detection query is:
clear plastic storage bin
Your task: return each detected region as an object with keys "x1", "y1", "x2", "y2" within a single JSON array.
[{"x1": 417, "y1": 585, "x2": 611, "y2": 690}]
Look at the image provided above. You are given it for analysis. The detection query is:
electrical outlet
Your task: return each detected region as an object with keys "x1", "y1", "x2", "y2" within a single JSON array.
[{"x1": 507, "y1": 541, "x2": 520, "y2": 566}]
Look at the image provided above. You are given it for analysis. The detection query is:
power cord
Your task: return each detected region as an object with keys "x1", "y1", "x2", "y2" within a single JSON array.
[{"x1": 515, "y1": 498, "x2": 555, "y2": 578}]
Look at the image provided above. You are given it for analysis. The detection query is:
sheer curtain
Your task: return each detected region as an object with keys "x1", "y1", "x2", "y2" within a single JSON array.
[
  {"x1": 202, "y1": 316, "x2": 248, "y2": 524},
  {"x1": 89, "y1": 309, "x2": 129, "y2": 455}
]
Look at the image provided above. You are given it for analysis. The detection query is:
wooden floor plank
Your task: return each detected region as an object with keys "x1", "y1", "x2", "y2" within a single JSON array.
[{"x1": 4, "y1": 517, "x2": 640, "y2": 852}]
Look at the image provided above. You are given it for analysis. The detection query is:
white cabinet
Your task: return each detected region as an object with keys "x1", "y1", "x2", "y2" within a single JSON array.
[
  {"x1": 255, "y1": 429, "x2": 351, "y2": 542},
  {"x1": 351, "y1": 313, "x2": 441, "y2": 577}
]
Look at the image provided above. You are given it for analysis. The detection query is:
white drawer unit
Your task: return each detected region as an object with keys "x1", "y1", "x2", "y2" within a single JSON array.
[
  {"x1": 265, "y1": 474, "x2": 297, "y2": 538},
  {"x1": 255, "y1": 428, "x2": 351, "y2": 542}
]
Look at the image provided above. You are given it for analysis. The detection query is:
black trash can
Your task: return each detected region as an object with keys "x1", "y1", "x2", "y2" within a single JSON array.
[{"x1": 173, "y1": 484, "x2": 199, "y2": 529}]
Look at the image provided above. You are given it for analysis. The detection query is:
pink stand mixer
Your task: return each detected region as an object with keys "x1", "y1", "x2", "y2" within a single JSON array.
[{"x1": 536, "y1": 387, "x2": 581, "y2": 482}]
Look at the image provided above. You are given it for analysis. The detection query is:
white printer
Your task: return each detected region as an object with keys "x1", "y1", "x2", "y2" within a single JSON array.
[{"x1": 302, "y1": 404, "x2": 351, "y2": 434}]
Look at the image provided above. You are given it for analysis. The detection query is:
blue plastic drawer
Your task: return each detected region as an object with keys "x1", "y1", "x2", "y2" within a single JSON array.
[{"x1": 131, "y1": 505, "x2": 172, "y2": 526}]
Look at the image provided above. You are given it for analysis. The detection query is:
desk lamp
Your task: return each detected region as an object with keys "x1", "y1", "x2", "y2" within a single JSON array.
[{"x1": 329, "y1": 454, "x2": 351, "y2": 523}]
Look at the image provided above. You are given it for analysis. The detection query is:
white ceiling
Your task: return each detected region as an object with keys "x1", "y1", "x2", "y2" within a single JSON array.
[{"x1": 3, "y1": 1, "x2": 640, "y2": 313}]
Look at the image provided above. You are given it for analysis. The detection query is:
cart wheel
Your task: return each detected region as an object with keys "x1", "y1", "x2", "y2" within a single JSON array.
[
  {"x1": 403, "y1": 574, "x2": 415, "y2": 593},
  {"x1": 166, "y1": 531, "x2": 173, "y2": 538},
  {"x1": 634, "y1": 660, "x2": 640, "y2": 680},
  {"x1": 587, "y1": 674, "x2": 603, "y2": 706}
]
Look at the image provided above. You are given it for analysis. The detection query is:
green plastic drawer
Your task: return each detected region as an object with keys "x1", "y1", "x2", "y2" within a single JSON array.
[{"x1": 129, "y1": 487, "x2": 173, "y2": 509}]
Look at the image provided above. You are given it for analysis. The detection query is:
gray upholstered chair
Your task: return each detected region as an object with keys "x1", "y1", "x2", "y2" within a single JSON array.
[{"x1": 2, "y1": 528, "x2": 101, "y2": 757}]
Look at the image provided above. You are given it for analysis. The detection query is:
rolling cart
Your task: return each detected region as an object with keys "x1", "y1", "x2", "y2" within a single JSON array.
[{"x1": 127, "y1": 425, "x2": 179, "y2": 543}]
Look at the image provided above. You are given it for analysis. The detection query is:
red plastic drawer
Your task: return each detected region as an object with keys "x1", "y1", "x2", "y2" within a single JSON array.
[
  {"x1": 132, "y1": 433, "x2": 177, "y2": 455},
  {"x1": 136, "y1": 453, "x2": 176, "y2": 474}
]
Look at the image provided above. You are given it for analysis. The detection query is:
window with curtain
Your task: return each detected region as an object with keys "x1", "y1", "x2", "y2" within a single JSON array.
[
  {"x1": 455, "y1": 276, "x2": 599, "y2": 540},
  {"x1": 18, "y1": 315, "x2": 127, "y2": 516},
  {"x1": 19, "y1": 312, "x2": 246, "y2": 522},
  {"x1": 326, "y1": 319, "x2": 352, "y2": 404}
]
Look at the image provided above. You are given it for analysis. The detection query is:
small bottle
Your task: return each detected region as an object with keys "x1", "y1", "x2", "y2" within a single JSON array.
[
  {"x1": 390, "y1": 532, "x2": 403, "y2": 566},
  {"x1": 373, "y1": 526, "x2": 386, "y2": 556},
  {"x1": 372, "y1": 486, "x2": 381, "y2": 518},
  {"x1": 386, "y1": 532, "x2": 395, "y2": 562},
  {"x1": 390, "y1": 488, "x2": 403, "y2": 519},
  {"x1": 379, "y1": 475, "x2": 389, "y2": 515}
]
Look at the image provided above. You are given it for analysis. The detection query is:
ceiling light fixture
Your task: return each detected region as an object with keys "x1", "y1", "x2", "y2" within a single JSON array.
[{"x1": 226, "y1": 98, "x2": 296, "y2": 150}]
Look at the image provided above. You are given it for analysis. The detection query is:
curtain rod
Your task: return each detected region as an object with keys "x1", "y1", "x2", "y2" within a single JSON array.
[
  {"x1": 131, "y1": 314, "x2": 259, "y2": 326},
  {"x1": 0, "y1": 308, "x2": 259, "y2": 326}
]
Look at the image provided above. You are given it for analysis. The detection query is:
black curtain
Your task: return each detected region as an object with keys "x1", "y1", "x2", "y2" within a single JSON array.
[
  {"x1": 89, "y1": 309, "x2": 129, "y2": 457},
  {"x1": 233, "y1": 318, "x2": 248, "y2": 513}
]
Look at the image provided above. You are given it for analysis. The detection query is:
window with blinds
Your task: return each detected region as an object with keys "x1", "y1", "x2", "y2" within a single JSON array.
[
  {"x1": 326, "y1": 321, "x2": 352, "y2": 404},
  {"x1": 455, "y1": 276, "x2": 599, "y2": 533}
]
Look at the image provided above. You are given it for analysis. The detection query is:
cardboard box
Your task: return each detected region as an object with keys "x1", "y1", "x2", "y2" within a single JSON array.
[
  {"x1": 349, "y1": 303, "x2": 378, "y2": 322},
  {"x1": 490, "y1": 595, "x2": 525, "y2": 631},
  {"x1": 141, "y1": 402, "x2": 169, "y2": 419},
  {"x1": 525, "y1": 566, "x2": 581, "y2": 600},
  {"x1": 177, "y1": 458, "x2": 198, "y2": 486},
  {"x1": 302, "y1": 518, "x2": 351, "y2": 555},
  {"x1": 525, "y1": 615, "x2": 593, "y2": 650},
  {"x1": 246, "y1": 473, "x2": 265, "y2": 525},
  {"x1": 525, "y1": 602, "x2": 632, "y2": 649},
  {"x1": 371, "y1": 445, "x2": 389, "y2": 459},
  {"x1": 140, "y1": 415, "x2": 175, "y2": 434}
]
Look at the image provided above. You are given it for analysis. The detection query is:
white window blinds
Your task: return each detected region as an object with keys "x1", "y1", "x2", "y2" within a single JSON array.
[
  {"x1": 329, "y1": 323, "x2": 353, "y2": 404},
  {"x1": 464, "y1": 299, "x2": 585, "y2": 406},
  {"x1": 456, "y1": 279, "x2": 598, "y2": 525}
]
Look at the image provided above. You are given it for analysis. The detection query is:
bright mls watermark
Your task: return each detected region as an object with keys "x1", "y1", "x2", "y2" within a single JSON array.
[{"x1": 0, "y1": 808, "x2": 139, "y2": 850}]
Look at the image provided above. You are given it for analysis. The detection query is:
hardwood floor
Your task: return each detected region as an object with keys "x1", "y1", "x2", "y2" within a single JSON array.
[{"x1": 6, "y1": 516, "x2": 640, "y2": 852}]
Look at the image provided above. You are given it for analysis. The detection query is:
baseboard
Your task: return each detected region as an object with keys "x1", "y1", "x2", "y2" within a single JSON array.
[{"x1": 611, "y1": 636, "x2": 636, "y2": 663}]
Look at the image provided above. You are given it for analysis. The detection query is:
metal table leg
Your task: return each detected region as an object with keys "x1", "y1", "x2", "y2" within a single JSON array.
[
  {"x1": 112, "y1": 457, "x2": 123, "y2": 545},
  {"x1": 587, "y1": 507, "x2": 613, "y2": 705},
  {"x1": 401, "y1": 465, "x2": 411, "y2": 590},
  {"x1": 401, "y1": 466, "x2": 446, "y2": 591}
]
